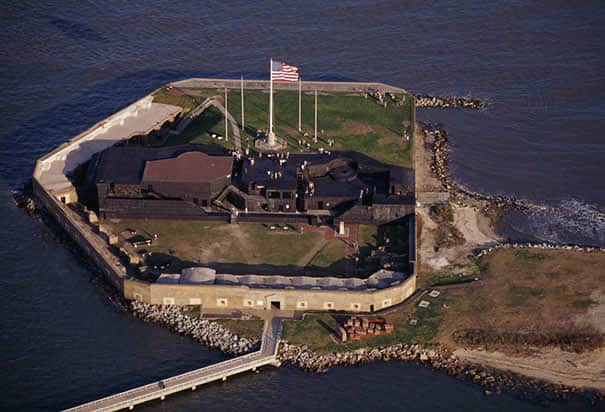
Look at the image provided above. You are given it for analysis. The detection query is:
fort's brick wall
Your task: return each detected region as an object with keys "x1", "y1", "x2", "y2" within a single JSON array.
[
  {"x1": 32, "y1": 178, "x2": 126, "y2": 290},
  {"x1": 124, "y1": 274, "x2": 416, "y2": 312}
]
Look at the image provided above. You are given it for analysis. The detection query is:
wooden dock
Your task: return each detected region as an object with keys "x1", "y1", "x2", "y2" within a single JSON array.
[{"x1": 64, "y1": 317, "x2": 283, "y2": 412}]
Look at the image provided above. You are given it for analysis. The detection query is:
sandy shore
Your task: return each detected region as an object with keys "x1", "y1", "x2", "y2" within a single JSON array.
[{"x1": 455, "y1": 348, "x2": 605, "y2": 391}]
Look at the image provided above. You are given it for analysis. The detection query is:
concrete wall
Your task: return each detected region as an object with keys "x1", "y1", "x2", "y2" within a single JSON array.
[
  {"x1": 124, "y1": 273, "x2": 416, "y2": 312},
  {"x1": 171, "y1": 78, "x2": 409, "y2": 94},
  {"x1": 32, "y1": 178, "x2": 126, "y2": 290}
]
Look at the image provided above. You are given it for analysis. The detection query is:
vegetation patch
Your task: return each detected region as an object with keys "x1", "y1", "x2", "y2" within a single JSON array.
[
  {"x1": 308, "y1": 241, "x2": 347, "y2": 272},
  {"x1": 215, "y1": 319, "x2": 264, "y2": 339},
  {"x1": 506, "y1": 285, "x2": 545, "y2": 307},
  {"x1": 429, "y1": 204, "x2": 465, "y2": 248},
  {"x1": 452, "y1": 328, "x2": 603, "y2": 353},
  {"x1": 430, "y1": 273, "x2": 475, "y2": 287},
  {"x1": 434, "y1": 248, "x2": 605, "y2": 354},
  {"x1": 282, "y1": 301, "x2": 444, "y2": 353},
  {"x1": 165, "y1": 106, "x2": 228, "y2": 148},
  {"x1": 281, "y1": 315, "x2": 339, "y2": 351},
  {"x1": 106, "y1": 220, "x2": 359, "y2": 275},
  {"x1": 572, "y1": 298, "x2": 595, "y2": 309},
  {"x1": 182, "y1": 305, "x2": 201, "y2": 319},
  {"x1": 513, "y1": 249, "x2": 546, "y2": 262},
  {"x1": 152, "y1": 87, "x2": 203, "y2": 112}
]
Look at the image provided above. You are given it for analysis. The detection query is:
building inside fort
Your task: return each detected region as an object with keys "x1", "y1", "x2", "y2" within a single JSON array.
[{"x1": 83, "y1": 144, "x2": 415, "y2": 225}]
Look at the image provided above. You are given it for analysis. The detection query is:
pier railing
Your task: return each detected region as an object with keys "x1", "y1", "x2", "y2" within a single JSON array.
[{"x1": 64, "y1": 317, "x2": 283, "y2": 412}]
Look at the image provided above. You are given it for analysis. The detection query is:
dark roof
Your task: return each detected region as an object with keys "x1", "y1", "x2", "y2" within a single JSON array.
[
  {"x1": 237, "y1": 150, "x2": 414, "y2": 198},
  {"x1": 90, "y1": 145, "x2": 231, "y2": 185},
  {"x1": 313, "y1": 175, "x2": 367, "y2": 198},
  {"x1": 142, "y1": 151, "x2": 233, "y2": 183},
  {"x1": 238, "y1": 155, "x2": 299, "y2": 191}
]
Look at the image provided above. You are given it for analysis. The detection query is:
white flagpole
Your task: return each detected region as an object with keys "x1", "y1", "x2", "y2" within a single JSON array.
[
  {"x1": 224, "y1": 87, "x2": 228, "y2": 141},
  {"x1": 241, "y1": 75, "x2": 245, "y2": 131},
  {"x1": 269, "y1": 58, "x2": 273, "y2": 136},
  {"x1": 314, "y1": 88, "x2": 318, "y2": 143},
  {"x1": 298, "y1": 77, "x2": 302, "y2": 132}
]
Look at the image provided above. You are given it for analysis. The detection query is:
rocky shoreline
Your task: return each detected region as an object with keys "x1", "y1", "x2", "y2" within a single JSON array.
[
  {"x1": 422, "y1": 122, "x2": 605, "y2": 254},
  {"x1": 126, "y1": 300, "x2": 602, "y2": 402},
  {"x1": 130, "y1": 301, "x2": 260, "y2": 355},
  {"x1": 415, "y1": 95, "x2": 486, "y2": 109},
  {"x1": 278, "y1": 342, "x2": 603, "y2": 402}
]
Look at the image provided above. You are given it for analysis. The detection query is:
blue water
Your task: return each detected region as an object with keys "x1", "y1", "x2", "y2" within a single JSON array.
[{"x1": 1, "y1": 1, "x2": 603, "y2": 410}]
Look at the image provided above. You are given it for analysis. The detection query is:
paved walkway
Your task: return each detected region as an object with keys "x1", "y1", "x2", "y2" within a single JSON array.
[
  {"x1": 64, "y1": 317, "x2": 282, "y2": 412},
  {"x1": 173, "y1": 96, "x2": 242, "y2": 151},
  {"x1": 211, "y1": 98, "x2": 241, "y2": 151},
  {"x1": 172, "y1": 97, "x2": 213, "y2": 134}
]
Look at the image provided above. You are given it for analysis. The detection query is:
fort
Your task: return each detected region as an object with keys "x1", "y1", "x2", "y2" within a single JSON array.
[
  {"x1": 33, "y1": 78, "x2": 417, "y2": 315},
  {"x1": 32, "y1": 77, "x2": 420, "y2": 410},
  {"x1": 31, "y1": 77, "x2": 605, "y2": 410}
]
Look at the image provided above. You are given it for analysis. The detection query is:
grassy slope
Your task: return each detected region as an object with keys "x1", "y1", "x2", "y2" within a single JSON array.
[{"x1": 167, "y1": 106, "x2": 232, "y2": 149}]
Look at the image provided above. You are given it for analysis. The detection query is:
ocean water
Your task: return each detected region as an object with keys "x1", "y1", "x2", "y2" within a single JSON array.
[{"x1": 1, "y1": 1, "x2": 603, "y2": 410}]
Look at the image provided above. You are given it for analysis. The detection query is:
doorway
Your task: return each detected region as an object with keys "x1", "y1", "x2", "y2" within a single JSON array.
[{"x1": 270, "y1": 300, "x2": 281, "y2": 310}]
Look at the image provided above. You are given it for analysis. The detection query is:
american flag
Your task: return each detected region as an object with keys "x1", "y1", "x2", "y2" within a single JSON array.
[{"x1": 271, "y1": 60, "x2": 299, "y2": 82}]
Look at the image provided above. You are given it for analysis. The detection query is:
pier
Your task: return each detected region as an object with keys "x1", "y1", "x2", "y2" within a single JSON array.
[{"x1": 64, "y1": 317, "x2": 283, "y2": 412}]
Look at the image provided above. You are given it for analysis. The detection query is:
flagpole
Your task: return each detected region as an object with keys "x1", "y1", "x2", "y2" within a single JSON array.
[
  {"x1": 298, "y1": 77, "x2": 302, "y2": 132},
  {"x1": 241, "y1": 75, "x2": 245, "y2": 131},
  {"x1": 224, "y1": 87, "x2": 228, "y2": 142},
  {"x1": 269, "y1": 58, "x2": 273, "y2": 137},
  {"x1": 314, "y1": 88, "x2": 318, "y2": 143}
]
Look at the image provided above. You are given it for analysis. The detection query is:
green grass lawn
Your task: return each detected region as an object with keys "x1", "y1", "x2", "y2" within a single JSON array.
[
  {"x1": 154, "y1": 87, "x2": 414, "y2": 167},
  {"x1": 152, "y1": 88, "x2": 203, "y2": 112},
  {"x1": 106, "y1": 219, "x2": 352, "y2": 272},
  {"x1": 281, "y1": 315, "x2": 339, "y2": 351},
  {"x1": 309, "y1": 241, "x2": 347, "y2": 270},
  {"x1": 282, "y1": 302, "x2": 443, "y2": 353},
  {"x1": 215, "y1": 319, "x2": 265, "y2": 339},
  {"x1": 165, "y1": 106, "x2": 230, "y2": 149}
]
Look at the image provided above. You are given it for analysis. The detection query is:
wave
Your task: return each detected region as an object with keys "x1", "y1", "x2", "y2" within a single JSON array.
[{"x1": 500, "y1": 198, "x2": 605, "y2": 247}]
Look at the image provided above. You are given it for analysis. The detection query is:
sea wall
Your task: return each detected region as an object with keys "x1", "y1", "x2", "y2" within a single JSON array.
[
  {"x1": 32, "y1": 178, "x2": 126, "y2": 290},
  {"x1": 29, "y1": 189, "x2": 126, "y2": 294},
  {"x1": 124, "y1": 273, "x2": 417, "y2": 313},
  {"x1": 130, "y1": 301, "x2": 259, "y2": 355}
]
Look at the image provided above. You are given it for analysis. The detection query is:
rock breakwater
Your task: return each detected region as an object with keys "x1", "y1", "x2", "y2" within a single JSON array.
[
  {"x1": 278, "y1": 342, "x2": 452, "y2": 373},
  {"x1": 415, "y1": 95, "x2": 486, "y2": 109},
  {"x1": 278, "y1": 342, "x2": 602, "y2": 401},
  {"x1": 476, "y1": 241, "x2": 605, "y2": 257},
  {"x1": 422, "y1": 122, "x2": 605, "y2": 253},
  {"x1": 424, "y1": 123, "x2": 519, "y2": 207},
  {"x1": 130, "y1": 301, "x2": 260, "y2": 355}
]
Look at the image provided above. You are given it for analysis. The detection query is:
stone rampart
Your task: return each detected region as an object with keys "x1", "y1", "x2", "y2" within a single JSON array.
[
  {"x1": 32, "y1": 178, "x2": 126, "y2": 290},
  {"x1": 34, "y1": 95, "x2": 182, "y2": 203},
  {"x1": 124, "y1": 272, "x2": 416, "y2": 312}
]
